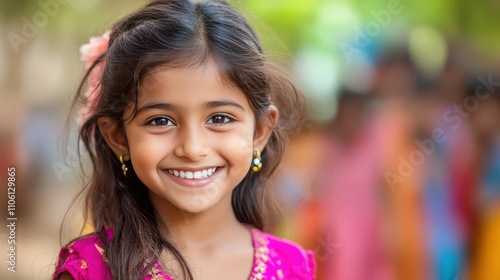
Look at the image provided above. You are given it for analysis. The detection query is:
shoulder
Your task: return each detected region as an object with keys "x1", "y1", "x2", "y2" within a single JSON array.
[
  {"x1": 260, "y1": 231, "x2": 313, "y2": 259},
  {"x1": 53, "y1": 229, "x2": 113, "y2": 280},
  {"x1": 251, "y1": 228, "x2": 316, "y2": 280}
]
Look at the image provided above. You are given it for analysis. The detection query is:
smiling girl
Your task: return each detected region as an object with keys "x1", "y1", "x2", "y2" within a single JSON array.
[{"x1": 53, "y1": 0, "x2": 314, "y2": 279}]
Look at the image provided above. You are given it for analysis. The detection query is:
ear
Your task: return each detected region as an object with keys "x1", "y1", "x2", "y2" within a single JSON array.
[
  {"x1": 97, "y1": 117, "x2": 129, "y2": 160},
  {"x1": 253, "y1": 104, "x2": 279, "y2": 151}
]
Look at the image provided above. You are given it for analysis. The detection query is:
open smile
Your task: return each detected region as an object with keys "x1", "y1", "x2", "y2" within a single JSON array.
[
  {"x1": 161, "y1": 167, "x2": 222, "y2": 188},
  {"x1": 166, "y1": 167, "x2": 219, "y2": 179}
]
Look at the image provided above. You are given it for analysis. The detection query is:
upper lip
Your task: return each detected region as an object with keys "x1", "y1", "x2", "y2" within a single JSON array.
[{"x1": 163, "y1": 166, "x2": 219, "y2": 172}]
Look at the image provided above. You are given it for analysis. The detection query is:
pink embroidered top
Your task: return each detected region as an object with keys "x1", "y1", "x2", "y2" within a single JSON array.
[{"x1": 53, "y1": 228, "x2": 315, "y2": 280}]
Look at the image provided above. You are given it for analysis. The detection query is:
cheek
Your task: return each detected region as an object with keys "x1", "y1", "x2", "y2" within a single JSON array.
[
  {"x1": 126, "y1": 128, "x2": 170, "y2": 173},
  {"x1": 217, "y1": 131, "x2": 254, "y2": 173}
]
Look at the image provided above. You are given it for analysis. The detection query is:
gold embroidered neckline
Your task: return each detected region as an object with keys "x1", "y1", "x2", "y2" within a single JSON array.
[
  {"x1": 145, "y1": 227, "x2": 273, "y2": 280},
  {"x1": 249, "y1": 228, "x2": 270, "y2": 280}
]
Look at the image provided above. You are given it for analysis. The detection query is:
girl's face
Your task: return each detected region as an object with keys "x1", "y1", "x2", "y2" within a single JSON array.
[{"x1": 119, "y1": 62, "x2": 274, "y2": 215}]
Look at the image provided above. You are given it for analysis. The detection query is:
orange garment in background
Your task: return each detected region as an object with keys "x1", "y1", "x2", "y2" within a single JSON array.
[
  {"x1": 271, "y1": 131, "x2": 327, "y2": 278},
  {"x1": 471, "y1": 205, "x2": 500, "y2": 280},
  {"x1": 378, "y1": 101, "x2": 430, "y2": 280}
]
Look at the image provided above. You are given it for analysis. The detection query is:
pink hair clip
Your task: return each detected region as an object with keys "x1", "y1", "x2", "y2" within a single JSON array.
[{"x1": 77, "y1": 31, "x2": 110, "y2": 125}]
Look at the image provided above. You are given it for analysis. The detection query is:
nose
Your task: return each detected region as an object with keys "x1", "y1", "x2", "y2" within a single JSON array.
[{"x1": 174, "y1": 124, "x2": 208, "y2": 161}]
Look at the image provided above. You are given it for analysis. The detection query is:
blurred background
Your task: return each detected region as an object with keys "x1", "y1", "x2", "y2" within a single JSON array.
[{"x1": 1, "y1": 0, "x2": 500, "y2": 279}]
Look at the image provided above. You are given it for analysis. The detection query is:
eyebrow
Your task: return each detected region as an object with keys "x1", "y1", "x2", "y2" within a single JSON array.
[
  {"x1": 136, "y1": 102, "x2": 174, "y2": 115},
  {"x1": 204, "y1": 99, "x2": 245, "y2": 111},
  {"x1": 136, "y1": 99, "x2": 245, "y2": 115}
]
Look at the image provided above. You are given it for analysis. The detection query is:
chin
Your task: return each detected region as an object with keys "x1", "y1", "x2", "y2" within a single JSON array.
[{"x1": 176, "y1": 198, "x2": 218, "y2": 214}]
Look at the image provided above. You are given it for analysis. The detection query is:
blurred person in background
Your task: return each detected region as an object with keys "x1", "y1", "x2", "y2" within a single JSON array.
[
  {"x1": 370, "y1": 50, "x2": 430, "y2": 280},
  {"x1": 317, "y1": 89, "x2": 396, "y2": 280}
]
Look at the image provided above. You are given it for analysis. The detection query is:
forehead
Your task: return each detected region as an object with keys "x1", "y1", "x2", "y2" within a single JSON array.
[{"x1": 138, "y1": 62, "x2": 248, "y2": 106}]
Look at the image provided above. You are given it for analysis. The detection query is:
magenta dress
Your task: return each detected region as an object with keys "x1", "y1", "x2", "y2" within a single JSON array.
[{"x1": 53, "y1": 227, "x2": 315, "y2": 280}]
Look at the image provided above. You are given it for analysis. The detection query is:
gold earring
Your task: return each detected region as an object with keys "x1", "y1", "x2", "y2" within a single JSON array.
[
  {"x1": 119, "y1": 154, "x2": 128, "y2": 176},
  {"x1": 252, "y1": 148, "x2": 262, "y2": 172}
]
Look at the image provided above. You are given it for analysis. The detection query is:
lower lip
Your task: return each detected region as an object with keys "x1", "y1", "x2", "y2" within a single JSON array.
[{"x1": 161, "y1": 168, "x2": 222, "y2": 188}]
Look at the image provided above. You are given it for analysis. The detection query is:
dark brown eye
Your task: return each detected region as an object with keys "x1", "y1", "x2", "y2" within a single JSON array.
[
  {"x1": 207, "y1": 115, "x2": 233, "y2": 124},
  {"x1": 147, "y1": 117, "x2": 174, "y2": 126}
]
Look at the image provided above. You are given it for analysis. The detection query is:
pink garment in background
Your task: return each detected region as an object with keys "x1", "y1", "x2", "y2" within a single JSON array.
[{"x1": 321, "y1": 117, "x2": 394, "y2": 280}]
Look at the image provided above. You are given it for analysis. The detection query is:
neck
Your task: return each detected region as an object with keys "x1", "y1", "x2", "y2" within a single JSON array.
[{"x1": 149, "y1": 191, "x2": 249, "y2": 251}]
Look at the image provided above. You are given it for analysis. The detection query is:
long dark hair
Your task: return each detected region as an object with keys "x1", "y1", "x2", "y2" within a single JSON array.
[{"x1": 61, "y1": 0, "x2": 306, "y2": 279}]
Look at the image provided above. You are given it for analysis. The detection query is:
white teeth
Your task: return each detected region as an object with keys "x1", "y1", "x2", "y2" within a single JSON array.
[{"x1": 168, "y1": 167, "x2": 218, "y2": 180}]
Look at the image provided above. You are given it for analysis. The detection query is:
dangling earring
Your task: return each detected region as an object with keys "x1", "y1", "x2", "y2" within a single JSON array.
[
  {"x1": 252, "y1": 148, "x2": 262, "y2": 172},
  {"x1": 119, "y1": 154, "x2": 128, "y2": 177}
]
